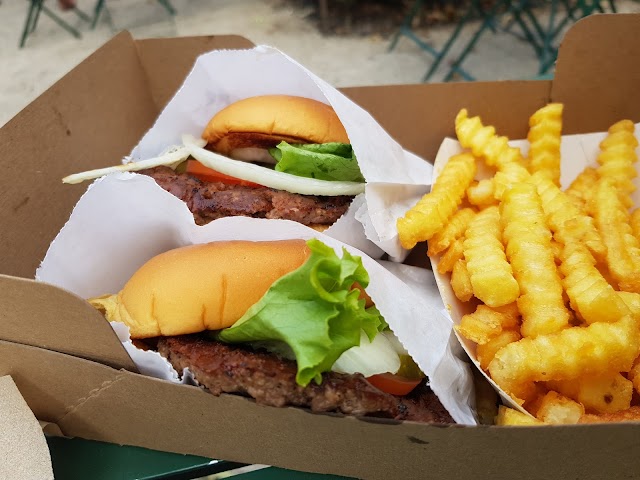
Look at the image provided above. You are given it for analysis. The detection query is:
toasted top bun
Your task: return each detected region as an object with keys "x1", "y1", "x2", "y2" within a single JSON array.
[
  {"x1": 202, "y1": 95, "x2": 350, "y2": 157},
  {"x1": 91, "y1": 240, "x2": 310, "y2": 338}
]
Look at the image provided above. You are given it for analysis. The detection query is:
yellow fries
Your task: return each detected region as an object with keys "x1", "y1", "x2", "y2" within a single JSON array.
[
  {"x1": 495, "y1": 405, "x2": 542, "y2": 426},
  {"x1": 565, "y1": 166, "x2": 598, "y2": 208},
  {"x1": 535, "y1": 391, "x2": 583, "y2": 424},
  {"x1": 501, "y1": 182, "x2": 569, "y2": 336},
  {"x1": 589, "y1": 178, "x2": 640, "y2": 293},
  {"x1": 489, "y1": 315, "x2": 640, "y2": 394},
  {"x1": 397, "y1": 153, "x2": 476, "y2": 249},
  {"x1": 463, "y1": 206, "x2": 519, "y2": 307},
  {"x1": 477, "y1": 329, "x2": 521, "y2": 371},
  {"x1": 455, "y1": 109, "x2": 525, "y2": 169},
  {"x1": 527, "y1": 103, "x2": 563, "y2": 185},
  {"x1": 466, "y1": 178, "x2": 497, "y2": 207},
  {"x1": 550, "y1": 373, "x2": 633, "y2": 414},
  {"x1": 400, "y1": 107, "x2": 640, "y2": 424},
  {"x1": 596, "y1": 119, "x2": 638, "y2": 208},
  {"x1": 427, "y1": 208, "x2": 476, "y2": 256},
  {"x1": 451, "y1": 259, "x2": 473, "y2": 302}
]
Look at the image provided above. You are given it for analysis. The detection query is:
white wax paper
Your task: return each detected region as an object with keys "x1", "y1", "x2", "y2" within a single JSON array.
[
  {"x1": 130, "y1": 45, "x2": 433, "y2": 261},
  {"x1": 37, "y1": 172, "x2": 476, "y2": 425},
  {"x1": 431, "y1": 123, "x2": 640, "y2": 412}
]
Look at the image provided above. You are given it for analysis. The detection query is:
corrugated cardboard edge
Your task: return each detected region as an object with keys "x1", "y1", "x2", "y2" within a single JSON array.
[{"x1": 3, "y1": 340, "x2": 640, "y2": 480}]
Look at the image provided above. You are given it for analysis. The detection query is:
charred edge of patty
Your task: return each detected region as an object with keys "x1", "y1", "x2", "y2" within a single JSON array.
[
  {"x1": 155, "y1": 334, "x2": 454, "y2": 424},
  {"x1": 138, "y1": 166, "x2": 353, "y2": 226}
]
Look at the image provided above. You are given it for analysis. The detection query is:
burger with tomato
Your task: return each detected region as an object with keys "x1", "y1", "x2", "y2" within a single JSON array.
[
  {"x1": 63, "y1": 95, "x2": 366, "y2": 231},
  {"x1": 139, "y1": 94, "x2": 366, "y2": 230},
  {"x1": 89, "y1": 238, "x2": 452, "y2": 423}
]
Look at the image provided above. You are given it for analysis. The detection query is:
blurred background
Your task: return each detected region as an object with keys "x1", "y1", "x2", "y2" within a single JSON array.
[{"x1": 3, "y1": 0, "x2": 640, "y2": 127}]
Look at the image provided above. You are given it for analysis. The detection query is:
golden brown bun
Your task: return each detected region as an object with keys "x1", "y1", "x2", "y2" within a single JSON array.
[
  {"x1": 202, "y1": 95, "x2": 350, "y2": 156},
  {"x1": 103, "y1": 241, "x2": 310, "y2": 338}
]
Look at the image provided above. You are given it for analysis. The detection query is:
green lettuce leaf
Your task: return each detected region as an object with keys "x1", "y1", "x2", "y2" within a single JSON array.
[
  {"x1": 216, "y1": 239, "x2": 385, "y2": 386},
  {"x1": 270, "y1": 142, "x2": 365, "y2": 183}
]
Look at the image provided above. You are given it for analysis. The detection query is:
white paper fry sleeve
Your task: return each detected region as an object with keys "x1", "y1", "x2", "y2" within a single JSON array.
[
  {"x1": 431, "y1": 123, "x2": 640, "y2": 414},
  {"x1": 130, "y1": 45, "x2": 433, "y2": 260},
  {"x1": 37, "y1": 172, "x2": 476, "y2": 425}
]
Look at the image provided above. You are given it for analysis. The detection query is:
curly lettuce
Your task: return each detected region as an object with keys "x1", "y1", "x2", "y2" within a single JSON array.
[
  {"x1": 217, "y1": 239, "x2": 384, "y2": 386},
  {"x1": 270, "y1": 142, "x2": 365, "y2": 183}
]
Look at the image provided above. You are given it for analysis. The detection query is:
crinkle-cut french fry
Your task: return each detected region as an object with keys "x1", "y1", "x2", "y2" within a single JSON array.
[
  {"x1": 463, "y1": 206, "x2": 519, "y2": 307},
  {"x1": 427, "y1": 208, "x2": 476, "y2": 256},
  {"x1": 566, "y1": 166, "x2": 599, "y2": 209},
  {"x1": 493, "y1": 162, "x2": 531, "y2": 200},
  {"x1": 397, "y1": 153, "x2": 476, "y2": 249},
  {"x1": 500, "y1": 182, "x2": 569, "y2": 337},
  {"x1": 466, "y1": 178, "x2": 498, "y2": 207},
  {"x1": 550, "y1": 239, "x2": 563, "y2": 266},
  {"x1": 549, "y1": 373, "x2": 633, "y2": 414},
  {"x1": 631, "y1": 208, "x2": 640, "y2": 242},
  {"x1": 477, "y1": 329, "x2": 521, "y2": 371},
  {"x1": 579, "y1": 406, "x2": 640, "y2": 423},
  {"x1": 559, "y1": 242, "x2": 630, "y2": 324},
  {"x1": 628, "y1": 356, "x2": 640, "y2": 396},
  {"x1": 456, "y1": 305, "x2": 503, "y2": 345},
  {"x1": 531, "y1": 172, "x2": 606, "y2": 262},
  {"x1": 535, "y1": 391, "x2": 584, "y2": 424},
  {"x1": 495, "y1": 405, "x2": 542, "y2": 426},
  {"x1": 596, "y1": 119, "x2": 638, "y2": 208},
  {"x1": 589, "y1": 178, "x2": 640, "y2": 293},
  {"x1": 488, "y1": 315, "x2": 640, "y2": 397},
  {"x1": 527, "y1": 103, "x2": 563, "y2": 186},
  {"x1": 455, "y1": 109, "x2": 525, "y2": 169},
  {"x1": 619, "y1": 291, "x2": 640, "y2": 315},
  {"x1": 451, "y1": 259, "x2": 473, "y2": 302},
  {"x1": 437, "y1": 237, "x2": 464, "y2": 274}
]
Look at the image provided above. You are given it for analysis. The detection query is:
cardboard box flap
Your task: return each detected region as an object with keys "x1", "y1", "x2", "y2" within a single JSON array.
[
  {"x1": 0, "y1": 32, "x2": 255, "y2": 280},
  {"x1": 552, "y1": 13, "x2": 640, "y2": 133},
  {"x1": 0, "y1": 275, "x2": 136, "y2": 372},
  {"x1": 4, "y1": 339, "x2": 640, "y2": 480},
  {"x1": 341, "y1": 80, "x2": 551, "y2": 162},
  {"x1": 0, "y1": 32, "x2": 158, "y2": 280}
]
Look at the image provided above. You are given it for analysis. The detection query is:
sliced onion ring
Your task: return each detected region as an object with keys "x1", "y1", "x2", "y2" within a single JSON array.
[
  {"x1": 183, "y1": 134, "x2": 365, "y2": 196},
  {"x1": 62, "y1": 145, "x2": 195, "y2": 184}
]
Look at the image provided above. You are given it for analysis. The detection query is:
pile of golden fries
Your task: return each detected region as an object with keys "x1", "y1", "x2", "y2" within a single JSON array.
[{"x1": 398, "y1": 104, "x2": 640, "y2": 425}]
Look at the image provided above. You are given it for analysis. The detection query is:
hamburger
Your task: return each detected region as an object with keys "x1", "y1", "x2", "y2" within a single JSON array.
[
  {"x1": 64, "y1": 95, "x2": 366, "y2": 231},
  {"x1": 89, "y1": 238, "x2": 452, "y2": 423}
]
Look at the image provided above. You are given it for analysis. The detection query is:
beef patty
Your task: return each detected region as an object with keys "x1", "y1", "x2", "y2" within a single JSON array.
[
  {"x1": 157, "y1": 335, "x2": 453, "y2": 424},
  {"x1": 139, "y1": 166, "x2": 352, "y2": 226}
]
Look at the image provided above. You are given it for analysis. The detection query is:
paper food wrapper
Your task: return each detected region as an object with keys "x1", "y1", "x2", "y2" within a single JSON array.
[
  {"x1": 431, "y1": 124, "x2": 640, "y2": 412},
  {"x1": 129, "y1": 45, "x2": 433, "y2": 261},
  {"x1": 0, "y1": 376, "x2": 54, "y2": 480},
  {"x1": 37, "y1": 172, "x2": 476, "y2": 425}
]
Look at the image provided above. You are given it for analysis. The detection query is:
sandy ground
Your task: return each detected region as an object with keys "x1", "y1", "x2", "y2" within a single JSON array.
[{"x1": 1, "y1": 0, "x2": 638, "y2": 128}]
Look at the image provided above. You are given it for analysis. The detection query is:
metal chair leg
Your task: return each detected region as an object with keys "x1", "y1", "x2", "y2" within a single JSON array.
[
  {"x1": 19, "y1": 0, "x2": 38, "y2": 48},
  {"x1": 388, "y1": 0, "x2": 424, "y2": 52},
  {"x1": 157, "y1": 0, "x2": 176, "y2": 16},
  {"x1": 92, "y1": 0, "x2": 105, "y2": 29}
]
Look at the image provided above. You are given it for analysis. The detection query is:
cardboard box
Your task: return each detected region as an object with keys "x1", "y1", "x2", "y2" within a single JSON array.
[{"x1": 1, "y1": 14, "x2": 640, "y2": 479}]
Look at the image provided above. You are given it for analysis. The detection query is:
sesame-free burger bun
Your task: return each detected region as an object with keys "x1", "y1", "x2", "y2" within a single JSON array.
[
  {"x1": 202, "y1": 95, "x2": 350, "y2": 158},
  {"x1": 93, "y1": 240, "x2": 310, "y2": 339}
]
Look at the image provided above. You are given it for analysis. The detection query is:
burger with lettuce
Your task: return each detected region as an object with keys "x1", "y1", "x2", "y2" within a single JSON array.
[{"x1": 89, "y1": 238, "x2": 452, "y2": 423}]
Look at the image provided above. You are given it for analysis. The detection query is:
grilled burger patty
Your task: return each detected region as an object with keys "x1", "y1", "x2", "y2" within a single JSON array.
[
  {"x1": 158, "y1": 335, "x2": 453, "y2": 423},
  {"x1": 140, "y1": 166, "x2": 352, "y2": 226}
]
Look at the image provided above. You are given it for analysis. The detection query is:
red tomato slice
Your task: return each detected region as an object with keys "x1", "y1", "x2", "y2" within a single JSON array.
[
  {"x1": 185, "y1": 160, "x2": 262, "y2": 188},
  {"x1": 366, "y1": 373, "x2": 422, "y2": 396}
]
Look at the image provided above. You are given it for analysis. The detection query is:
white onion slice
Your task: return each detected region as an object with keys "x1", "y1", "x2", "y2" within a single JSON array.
[
  {"x1": 62, "y1": 145, "x2": 195, "y2": 184},
  {"x1": 183, "y1": 134, "x2": 365, "y2": 196},
  {"x1": 331, "y1": 331, "x2": 401, "y2": 377}
]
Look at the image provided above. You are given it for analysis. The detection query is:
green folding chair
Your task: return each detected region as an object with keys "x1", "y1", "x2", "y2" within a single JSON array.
[
  {"x1": 19, "y1": 0, "x2": 92, "y2": 48},
  {"x1": 91, "y1": 0, "x2": 176, "y2": 29}
]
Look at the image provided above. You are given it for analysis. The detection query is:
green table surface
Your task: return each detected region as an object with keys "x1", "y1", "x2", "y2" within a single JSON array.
[{"x1": 46, "y1": 436, "x2": 350, "y2": 480}]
